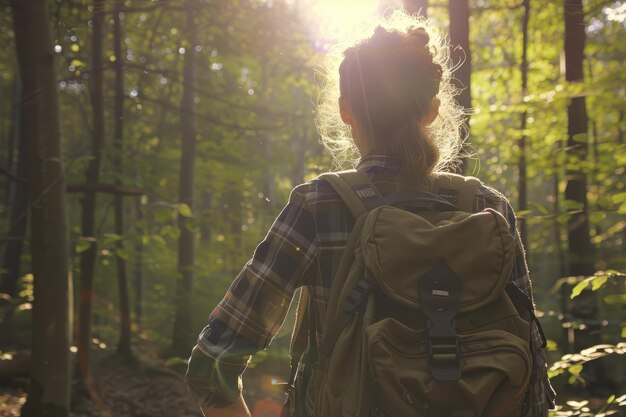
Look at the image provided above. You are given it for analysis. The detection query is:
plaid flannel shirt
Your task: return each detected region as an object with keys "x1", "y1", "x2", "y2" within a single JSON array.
[{"x1": 186, "y1": 154, "x2": 556, "y2": 415}]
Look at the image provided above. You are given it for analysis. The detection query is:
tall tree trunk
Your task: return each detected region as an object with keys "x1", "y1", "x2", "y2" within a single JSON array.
[
  {"x1": 292, "y1": 86, "x2": 307, "y2": 187},
  {"x1": 403, "y1": 0, "x2": 428, "y2": 17},
  {"x1": 448, "y1": 0, "x2": 471, "y2": 173},
  {"x1": 4, "y1": 78, "x2": 19, "y2": 202},
  {"x1": 1, "y1": 79, "x2": 28, "y2": 298},
  {"x1": 77, "y1": 0, "x2": 105, "y2": 394},
  {"x1": 517, "y1": 0, "x2": 530, "y2": 250},
  {"x1": 113, "y1": 0, "x2": 133, "y2": 361},
  {"x1": 171, "y1": 3, "x2": 198, "y2": 357},
  {"x1": 564, "y1": 0, "x2": 593, "y2": 276},
  {"x1": 134, "y1": 196, "x2": 144, "y2": 327},
  {"x1": 564, "y1": 0, "x2": 609, "y2": 392},
  {"x1": 11, "y1": 1, "x2": 73, "y2": 415}
]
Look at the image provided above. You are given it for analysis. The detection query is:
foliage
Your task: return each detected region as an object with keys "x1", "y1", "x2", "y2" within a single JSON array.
[{"x1": 0, "y1": 0, "x2": 625, "y2": 414}]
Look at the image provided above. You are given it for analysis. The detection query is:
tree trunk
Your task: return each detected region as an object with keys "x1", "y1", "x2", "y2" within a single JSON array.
[
  {"x1": 292, "y1": 86, "x2": 307, "y2": 187},
  {"x1": 564, "y1": 0, "x2": 609, "y2": 392},
  {"x1": 134, "y1": 196, "x2": 144, "y2": 327},
  {"x1": 517, "y1": 0, "x2": 530, "y2": 250},
  {"x1": 1, "y1": 78, "x2": 28, "y2": 298},
  {"x1": 171, "y1": 3, "x2": 198, "y2": 357},
  {"x1": 77, "y1": 0, "x2": 105, "y2": 394},
  {"x1": 11, "y1": 1, "x2": 73, "y2": 415},
  {"x1": 564, "y1": 0, "x2": 593, "y2": 275},
  {"x1": 113, "y1": 0, "x2": 133, "y2": 361},
  {"x1": 448, "y1": 0, "x2": 471, "y2": 173},
  {"x1": 403, "y1": 0, "x2": 428, "y2": 17}
]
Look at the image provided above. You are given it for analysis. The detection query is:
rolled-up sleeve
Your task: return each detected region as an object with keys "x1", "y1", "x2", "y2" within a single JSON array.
[{"x1": 186, "y1": 184, "x2": 318, "y2": 407}]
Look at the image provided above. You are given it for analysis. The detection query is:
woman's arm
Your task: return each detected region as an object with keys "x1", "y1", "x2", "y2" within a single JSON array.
[
  {"x1": 201, "y1": 394, "x2": 250, "y2": 417},
  {"x1": 185, "y1": 183, "x2": 318, "y2": 411}
]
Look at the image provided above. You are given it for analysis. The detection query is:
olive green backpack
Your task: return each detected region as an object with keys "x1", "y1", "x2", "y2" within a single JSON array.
[{"x1": 285, "y1": 170, "x2": 544, "y2": 417}]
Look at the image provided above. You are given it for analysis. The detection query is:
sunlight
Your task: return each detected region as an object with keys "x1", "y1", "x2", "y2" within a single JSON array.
[{"x1": 296, "y1": 0, "x2": 380, "y2": 47}]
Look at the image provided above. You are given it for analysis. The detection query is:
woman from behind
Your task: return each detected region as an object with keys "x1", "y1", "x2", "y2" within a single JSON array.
[{"x1": 185, "y1": 11, "x2": 555, "y2": 417}]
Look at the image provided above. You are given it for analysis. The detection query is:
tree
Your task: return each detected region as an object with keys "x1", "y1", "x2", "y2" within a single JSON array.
[
  {"x1": 113, "y1": 0, "x2": 133, "y2": 360},
  {"x1": 517, "y1": 0, "x2": 530, "y2": 249},
  {"x1": 171, "y1": 2, "x2": 199, "y2": 357},
  {"x1": 0, "y1": 78, "x2": 28, "y2": 298},
  {"x1": 77, "y1": 0, "x2": 105, "y2": 392},
  {"x1": 564, "y1": 0, "x2": 612, "y2": 392},
  {"x1": 448, "y1": 0, "x2": 471, "y2": 172},
  {"x1": 10, "y1": 0, "x2": 73, "y2": 415},
  {"x1": 564, "y1": 0, "x2": 593, "y2": 276}
]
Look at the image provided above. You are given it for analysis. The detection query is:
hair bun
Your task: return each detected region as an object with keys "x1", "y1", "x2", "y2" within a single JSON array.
[
  {"x1": 368, "y1": 26, "x2": 404, "y2": 51},
  {"x1": 406, "y1": 27, "x2": 430, "y2": 49}
]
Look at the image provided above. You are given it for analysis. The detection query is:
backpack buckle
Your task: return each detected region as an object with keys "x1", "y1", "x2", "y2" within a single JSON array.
[
  {"x1": 428, "y1": 336, "x2": 461, "y2": 381},
  {"x1": 418, "y1": 260, "x2": 463, "y2": 381},
  {"x1": 342, "y1": 279, "x2": 372, "y2": 313}
]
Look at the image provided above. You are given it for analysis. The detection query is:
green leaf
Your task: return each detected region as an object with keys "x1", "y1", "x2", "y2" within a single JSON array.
[
  {"x1": 590, "y1": 275, "x2": 608, "y2": 291},
  {"x1": 115, "y1": 247, "x2": 129, "y2": 260},
  {"x1": 563, "y1": 199, "x2": 584, "y2": 211},
  {"x1": 546, "y1": 339, "x2": 558, "y2": 352},
  {"x1": 568, "y1": 364, "x2": 583, "y2": 377},
  {"x1": 76, "y1": 238, "x2": 94, "y2": 254},
  {"x1": 102, "y1": 233, "x2": 122, "y2": 246},
  {"x1": 177, "y1": 203, "x2": 192, "y2": 217},
  {"x1": 603, "y1": 294, "x2": 626, "y2": 305},
  {"x1": 611, "y1": 192, "x2": 626, "y2": 204},
  {"x1": 571, "y1": 278, "x2": 591, "y2": 299}
]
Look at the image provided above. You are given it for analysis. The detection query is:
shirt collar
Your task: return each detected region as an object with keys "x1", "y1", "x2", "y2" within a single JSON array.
[{"x1": 356, "y1": 153, "x2": 402, "y2": 171}]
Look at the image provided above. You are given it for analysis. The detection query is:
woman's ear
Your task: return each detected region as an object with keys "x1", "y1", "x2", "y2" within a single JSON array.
[
  {"x1": 423, "y1": 97, "x2": 440, "y2": 126},
  {"x1": 339, "y1": 96, "x2": 353, "y2": 125}
]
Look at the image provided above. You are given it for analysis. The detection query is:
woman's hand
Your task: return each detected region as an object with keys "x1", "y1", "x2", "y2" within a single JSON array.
[{"x1": 201, "y1": 393, "x2": 251, "y2": 417}]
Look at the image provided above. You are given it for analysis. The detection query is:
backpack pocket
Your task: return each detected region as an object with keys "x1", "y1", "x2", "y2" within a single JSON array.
[{"x1": 366, "y1": 318, "x2": 532, "y2": 417}]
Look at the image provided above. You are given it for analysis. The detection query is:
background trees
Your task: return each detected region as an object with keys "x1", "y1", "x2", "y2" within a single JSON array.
[
  {"x1": 1, "y1": 0, "x2": 625, "y2": 415},
  {"x1": 10, "y1": 0, "x2": 72, "y2": 415}
]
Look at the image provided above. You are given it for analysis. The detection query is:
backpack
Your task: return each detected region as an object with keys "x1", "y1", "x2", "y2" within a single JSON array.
[{"x1": 283, "y1": 169, "x2": 544, "y2": 417}]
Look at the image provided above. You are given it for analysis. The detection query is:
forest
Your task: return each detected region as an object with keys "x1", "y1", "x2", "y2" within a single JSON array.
[{"x1": 0, "y1": 0, "x2": 624, "y2": 416}]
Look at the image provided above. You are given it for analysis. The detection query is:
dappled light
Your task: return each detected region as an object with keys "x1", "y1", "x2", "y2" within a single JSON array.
[{"x1": 1, "y1": 0, "x2": 625, "y2": 417}]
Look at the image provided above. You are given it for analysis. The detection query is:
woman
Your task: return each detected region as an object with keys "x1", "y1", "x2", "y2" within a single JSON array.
[{"x1": 185, "y1": 11, "x2": 555, "y2": 417}]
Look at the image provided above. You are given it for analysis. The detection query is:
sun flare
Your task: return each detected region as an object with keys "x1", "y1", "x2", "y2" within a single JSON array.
[{"x1": 296, "y1": 0, "x2": 381, "y2": 46}]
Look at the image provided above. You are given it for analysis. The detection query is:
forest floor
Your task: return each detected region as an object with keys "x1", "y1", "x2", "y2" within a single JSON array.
[
  {"x1": 1, "y1": 347, "x2": 623, "y2": 416},
  {"x1": 0, "y1": 339, "x2": 286, "y2": 417},
  {"x1": 0, "y1": 348, "x2": 202, "y2": 417}
]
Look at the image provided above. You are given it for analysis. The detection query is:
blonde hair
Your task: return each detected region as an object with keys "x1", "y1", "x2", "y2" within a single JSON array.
[{"x1": 316, "y1": 11, "x2": 465, "y2": 180}]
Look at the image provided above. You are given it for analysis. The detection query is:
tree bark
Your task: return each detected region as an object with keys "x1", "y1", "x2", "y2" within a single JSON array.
[
  {"x1": 517, "y1": 0, "x2": 530, "y2": 250},
  {"x1": 564, "y1": 0, "x2": 609, "y2": 391},
  {"x1": 448, "y1": 0, "x2": 471, "y2": 173},
  {"x1": 11, "y1": 1, "x2": 73, "y2": 415},
  {"x1": 403, "y1": 0, "x2": 428, "y2": 17},
  {"x1": 564, "y1": 0, "x2": 593, "y2": 276},
  {"x1": 77, "y1": 0, "x2": 105, "y2": 394},
  {"x1": 113, "y1": 0, "x2": 133, "y2": 361},
  {"x1": 134, "y1": 196, "x2": 144, "y2": 326},
  {"x1": 171, "y1": 3, "x2": 198, "y2": 357},
  {"x1": 1, "y1": 78, "x2": 28, "y2": 298}
]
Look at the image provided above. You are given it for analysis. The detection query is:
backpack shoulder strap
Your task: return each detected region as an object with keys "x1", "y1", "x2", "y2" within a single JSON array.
[
  {"x1": 429, "y1": 172, "x2": 483, "y2": 213},
  {"x1": 286, "y1": 287, "x2": 315, "y2": 392},
  {"x1": 318, "y1": 169, "x2": 382, "y2": 218}
]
